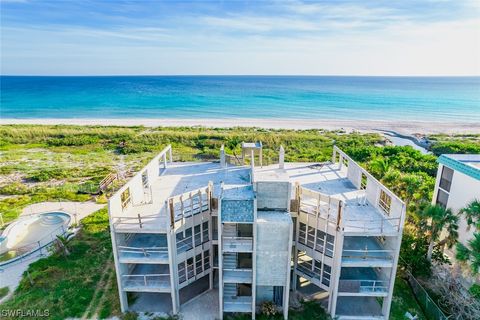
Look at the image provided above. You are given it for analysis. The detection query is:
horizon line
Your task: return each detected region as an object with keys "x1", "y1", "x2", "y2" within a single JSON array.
[{"x1": 2, "y1": 74, "x2": 480, "y2": 77}]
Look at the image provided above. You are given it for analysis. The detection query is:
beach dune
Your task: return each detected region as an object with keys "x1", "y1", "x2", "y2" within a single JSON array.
[{"x1": 1, "y1": 118, "x2": 479, "y2": 135}]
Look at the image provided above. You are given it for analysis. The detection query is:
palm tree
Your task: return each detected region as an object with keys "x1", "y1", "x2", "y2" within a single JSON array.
[
  {"x1": 456, "y1": 233, "x2": 480, "y2": 275},
  {"x1": 459, "y1": 199, "x2": 480, "y2": 231},
  {"x1": 225, "y1": 137, "x2": 242, "y2": 164},
  {"x1": 368, "y1": 157, "x2": 390, "y2": 178},
  {"x1": 55, "y1": 234, "x2": 71, "y2": 256},
  {"x1": 418, "y1": 204, "x2": 459, "y2": 261}
]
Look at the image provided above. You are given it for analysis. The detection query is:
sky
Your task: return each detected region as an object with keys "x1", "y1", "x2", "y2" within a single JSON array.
[{"x1": 1, "y1": 0, "x2": 479, "y2": 76}]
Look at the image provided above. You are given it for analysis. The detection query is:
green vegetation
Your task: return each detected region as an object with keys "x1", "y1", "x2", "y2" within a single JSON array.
[
  {"x1": 456, "y1": 199, "x2": 480, "y2": 275},
  {"x1": 390, "y1": 277, "x2": 426, "y2": 319},
  {"x1": 0, "y1": 208, "x2": 120, "y2": 320},
  {"x1": 0, "y1": 125, "x2": 479, "y2": 319},
  {"x1": 0, "y1": 287, "x2": 9, "y2": 300}
]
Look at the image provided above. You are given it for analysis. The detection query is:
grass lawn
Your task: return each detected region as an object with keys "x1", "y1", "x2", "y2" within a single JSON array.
[
  {"x1": 0, "y1": 287, "x2": 9, "y2": 300},
  {"x1": 390, "y1": 276, "x2": 426, "y2": 320}
]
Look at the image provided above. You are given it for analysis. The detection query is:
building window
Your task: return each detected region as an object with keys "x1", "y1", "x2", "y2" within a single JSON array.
[
  {"x1": 313, "y1": 260, "x2": 322, "y2": 281},
  {"x1": 378, "y1": 190, "x2": 391, "y2": 215},
  {"x1": 203, "y1": 250, "x2": 210, "y2": 270},
  {"x1": 178, "y1": 262, "x2": 186, "y2": 283},
  {"x1": 202, "y1": 221, "x2": 209, "y2": 242},
  {"x1": 439, "y1": 166, "x2": 453, "y2": 192},
  {"x1": 194, "y1": 225, "x2": 202, "y2": 247},
  {"x1": 436, "y1": 189, "x2": 449, "y2": 208},
  {"x1": 120, "y1": 188, "x2": 131, "y2": 209},
  {"x1": 195, "y1": 253, "x2": 203, "y2": 275},
  {"x1": 322, "y1": 264, "x2": 331, "y2": 287},
  {"x1": 187, "y1": 257, "x2": 194, "y2": 279},
  {"x1": 315, "y1": 230, "x2": 326, "y2": 254},
  {"x1": 176, "y1": 227, "x2": 193, "y2": 252},
  {"x1": 325, "y1": 234, "x2": 335, "y2": 258},
  {"x1": 307, "y1": 226, "x2": 315, "y2": 248},
  {"x1": 141, "y1": 170, "x2": 149, "y2": 188},
  {"x1": 298, "y1": 223, "x2": 306, "y2": 244}
]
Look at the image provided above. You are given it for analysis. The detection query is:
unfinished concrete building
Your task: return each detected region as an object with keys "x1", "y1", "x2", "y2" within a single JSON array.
[{"x1": 108, "y1": 144, "x2": 406, "y2": 320}]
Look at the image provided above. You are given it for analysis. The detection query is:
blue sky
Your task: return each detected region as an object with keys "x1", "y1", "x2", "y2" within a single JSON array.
[{"x1": 1, "y1": 0, "x2": 479, "y2": 75}]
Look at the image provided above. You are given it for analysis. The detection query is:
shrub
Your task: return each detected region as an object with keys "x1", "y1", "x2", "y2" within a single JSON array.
[
  {"x1": 469, "y1": 284, "x2": 480, "y2": 300},
  {"x1": 260, "y1": 301, "x2": 277, "y2": 316}
]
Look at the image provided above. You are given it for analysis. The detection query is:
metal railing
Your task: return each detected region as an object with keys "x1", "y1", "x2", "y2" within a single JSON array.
[
  {"x1": 118, "y1": 246, "x2": 168, "y2": 258},
  {"x1": 405, "y1": 269, "x2": 449, "y2": 320},
  {"x1": 342, "y1": 249, "x2": 394, "y2": 261},
  {"x1": 342, "y1": 215, "x2": 401, "y2": 233},
  {"x1": 222, "y1": 236, "x2": 253, "y2": 251},
  {"x1": 0, "y1": 224, "x2": 69, "y2": 267},
  {"x1": 338, "y1": 279, "x2": 389, "y2": 293},
  {"x1": 122, "y1": 274, "x2": 170, "y2": 289}
]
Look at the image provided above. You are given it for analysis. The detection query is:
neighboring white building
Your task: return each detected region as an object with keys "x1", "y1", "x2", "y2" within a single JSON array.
[
  {"x1": 432, "y1": 154, "x2": 480, "y2": 258},
  {"x1": 108, "y1": 144, "x2": 406, "y2": 320}
]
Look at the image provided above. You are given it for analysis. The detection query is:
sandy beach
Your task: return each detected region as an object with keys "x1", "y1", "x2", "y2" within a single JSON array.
[{"x1": 1, "y1": 118, "x2": 479, "y2": 135}]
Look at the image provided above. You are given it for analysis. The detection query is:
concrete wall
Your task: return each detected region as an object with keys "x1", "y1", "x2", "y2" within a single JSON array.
[
  {"x1": 256, "y1": 181, "x2": 290, "y2": 211},
  {"x1": 433, "y1": 164, "x2": 480, "y2": 246},
  {"x1": 255, "y1": 213, "x2": 291, "y2": 286}
]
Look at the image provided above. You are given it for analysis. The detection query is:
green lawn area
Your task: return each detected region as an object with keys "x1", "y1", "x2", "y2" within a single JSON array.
[{"x1": 390, "y1": 276, "x2": 426, "y2": 320}]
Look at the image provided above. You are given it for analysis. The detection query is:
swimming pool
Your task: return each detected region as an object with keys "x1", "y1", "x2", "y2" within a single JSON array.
[{"x1": 0, "y1": 211, "x2": 71, "y2": 264}]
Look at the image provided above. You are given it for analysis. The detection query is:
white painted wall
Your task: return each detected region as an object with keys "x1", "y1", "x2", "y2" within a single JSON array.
[{"x1": 433, "y1": 164, "x2": 480, "y2": 249}]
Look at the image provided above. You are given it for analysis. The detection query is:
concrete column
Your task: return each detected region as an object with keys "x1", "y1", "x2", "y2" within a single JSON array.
[
  {"x1": 169, "y1": 146, "x2": 173, "y2": 163},
  {"x1": 250, "y1": 150, "x2": 255, "y2": 183},
  {"x1": 108, "y1": 201, "x2": 128, "y2": 312},
  {"x1": 251, "y1": 198, "x2": 258, "y2": 320},
  {"x1": 110, "y1": 230, "x2": 128, "y2": 312},
  {"x1": 383, "y1": 205, "x2": 407, "y2": 318},
  {"x1": 218, "y1": 198, "x2": 224, "y2": 320},
  {"x1": 167, "y1": 229, "x2": 180, "y2": 314},
  {"x1": 283, "y1": 219, "x2": 294, "y2": 319},
  {"x1": 163, "y1": 153, "x2": 168, "y2": 169},
  {"x1": 259, "y1": 147, "x2": 263, "y2": 167},
  {"x1": 220, "y1": 145, "x2": 226, "y2": 168},
  {"x1": 328, "y1": 229, "x2": 345, "y2": 317},
  {"x1": 279, "y1": 145, "x2": 285, "y2": 169}
]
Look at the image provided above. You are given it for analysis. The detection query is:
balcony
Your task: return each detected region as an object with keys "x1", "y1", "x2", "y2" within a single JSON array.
[
  {"x1": 342, "y1": 237, "x2": 394, "y2": 267},
  {"x1": 223, "y1": 296, "x2": 253, "y2": 313},
  {"x1": 122, "y1": 274, "x2": 171, "y2": 292},
  {"x1": 222, "y1": 237, "x2": 253, "y2": 253},
  {"x1": 223, "y1": 269, "x2": 253, "y2": 284},
  {"x1": 118, "y1": 246, "x2": 169, "y2": 264},
  {"x1": 338, "y1": 280, "x2": 389, "y2": 296}
]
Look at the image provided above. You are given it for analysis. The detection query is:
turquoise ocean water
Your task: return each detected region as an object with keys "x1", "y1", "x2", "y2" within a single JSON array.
[{"x1": 1, "y1": 76, "x2": 479, "y2": 122}]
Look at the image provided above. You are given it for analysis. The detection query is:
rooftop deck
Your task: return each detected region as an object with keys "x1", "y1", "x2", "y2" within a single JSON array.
[
  {"x1": 254, "y1": 160, "x2": 403, "y2": 235},
  {"x1": 109, "y1": 146, "x2": 251, "y2": 232}
]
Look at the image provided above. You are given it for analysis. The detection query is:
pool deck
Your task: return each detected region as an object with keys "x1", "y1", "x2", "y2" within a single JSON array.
[
  {"x1": 20, "y1": 201, "x2": 104, "y2": 221},
  {"x1": 0, "y1": 201, "x2": 105, "y2": 296}
]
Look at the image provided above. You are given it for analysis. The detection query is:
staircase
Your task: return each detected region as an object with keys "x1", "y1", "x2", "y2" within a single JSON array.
[
  {"x1": 223, "y1": 283, "x2": 237, "y2": 298},
  {"x1": 223, "y1": 224, "x2": 237, "y2": 237},
  {"x1": 222, "y1": 224, "x2": 238, "y2": 299},
  {"x1": 223, "y1": 253, "x2": 237, "y2": 269}
]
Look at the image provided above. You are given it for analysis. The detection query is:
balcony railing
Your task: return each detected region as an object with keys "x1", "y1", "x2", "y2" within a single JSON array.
[
  {"x1": 223, "y1": 296, "x2": 253, "y2": 313},
  {"x1": 342, "y1": 249, "x2": 394, "y2": 261},
  {"x1": 118, "y1": 246, "x2": 168, "y2": 262},
  {"x1": 222, "y1": 237, "x2": 253, "y2": 252},
  {"x1": 122, "y1": 274, "x2": 171, "y2": 291},
  {"x1": 342, "y1": 216, "x2": 401, "y2": 234},
  {"x1": 223, "y1": 269, "x2": 253, "y2": 284},
  {"x1": 338, "y1": 279, "x2": 389, "y2": 294}
]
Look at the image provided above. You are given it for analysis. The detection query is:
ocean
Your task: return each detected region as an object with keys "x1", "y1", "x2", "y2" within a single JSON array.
[{"x1": 1, "y1": 76, "x2": 479, "y2": 122}]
